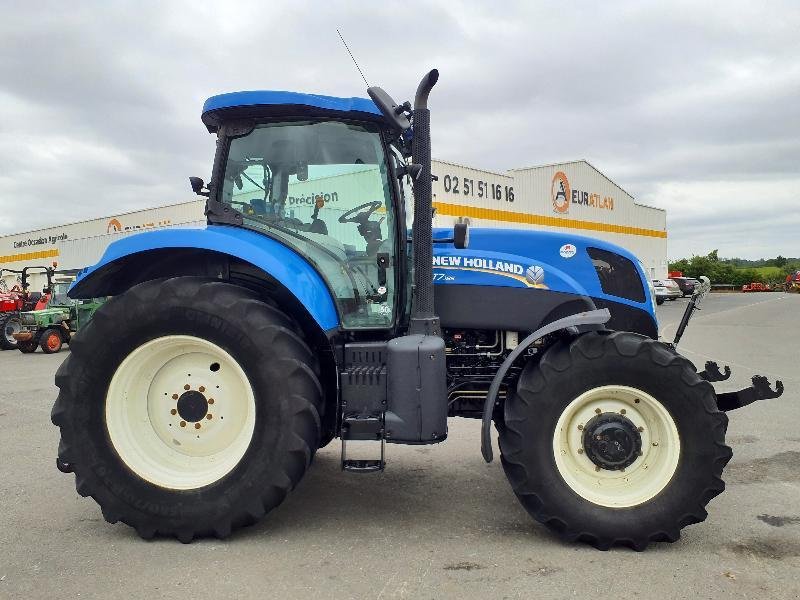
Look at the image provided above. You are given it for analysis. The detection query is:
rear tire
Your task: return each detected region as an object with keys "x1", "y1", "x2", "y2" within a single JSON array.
[
  {"x1": 0, "y1": 313, "x2": 21, "y2": 350},
  {"x1": 52, "y1": 277, "x2": 323, "y2": 542},
  {"x1": 40, "y1": 328, "x2": 63, "y2": 353},
  {"x1": 499, "y1": 331, "x2": 731, "y2": 551}
]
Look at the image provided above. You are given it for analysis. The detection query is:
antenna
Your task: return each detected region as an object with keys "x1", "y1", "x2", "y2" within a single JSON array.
[{"x1": 336, "y1": 29, "x2": 370, "y2": 87}]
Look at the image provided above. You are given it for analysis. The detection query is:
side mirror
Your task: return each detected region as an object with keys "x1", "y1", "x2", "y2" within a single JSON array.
[
  {"x1": 189, "y1": 176, "x2": 210, "y2": 197},
  {"x1": 367, "y1": 87, "x2": 411, "y2": 132},
  {"x1": 397, "y1": 163, "x2": 422, "y2": 181},
  {"x1": 453, "y1": 222, "x2": 469, "y2": 249}
]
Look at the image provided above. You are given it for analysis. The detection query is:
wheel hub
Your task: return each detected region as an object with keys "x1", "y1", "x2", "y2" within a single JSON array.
[
  {"x1": 176, "y1": 390, "x2": 208, "y2": 422},
  {"x1": 582, "y1": 413, "x2": 642, "y2": 471}
]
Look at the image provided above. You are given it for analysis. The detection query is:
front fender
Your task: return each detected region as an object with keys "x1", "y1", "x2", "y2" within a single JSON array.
[{"x1": 69, "y1": 225, "x2": 339, "y2": 331}]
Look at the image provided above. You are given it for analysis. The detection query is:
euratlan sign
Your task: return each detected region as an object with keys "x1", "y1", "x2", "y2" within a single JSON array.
[{"x1": 551, "y1": 171, "x2": 614, "y2": 214}]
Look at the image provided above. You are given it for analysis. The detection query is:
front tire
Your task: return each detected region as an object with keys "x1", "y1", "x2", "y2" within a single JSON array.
[
  {"x1": 52, "y1": 277, "x2": 323, "y2": 542},
  {"x1": 499, "y1": 331, "x2": 731, "y2": 551},
  {"x1": 18, "y1": 339, "x2": 37, "y2": 353},
  {"x1": 0, "y1": 313, "x2": 21, "y2": 350}
]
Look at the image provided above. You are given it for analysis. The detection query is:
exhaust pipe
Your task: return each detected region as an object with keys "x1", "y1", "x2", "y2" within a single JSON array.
[{"x1": 409, "y1": 69, "x2": 440, "y2": 335}]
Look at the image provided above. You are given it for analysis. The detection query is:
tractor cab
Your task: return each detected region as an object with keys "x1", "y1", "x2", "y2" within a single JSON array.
[{"x1": 198, "y1": 92, "x2": 412, "y2": 330}]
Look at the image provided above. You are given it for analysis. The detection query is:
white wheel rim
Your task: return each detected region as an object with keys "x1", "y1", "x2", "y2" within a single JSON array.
[
  {"x1": 552, "y1": 385, "x2": 681, "y2": 508},
  {"x1": 105, "y1": 335, "x2": 256, "y2": 490}
]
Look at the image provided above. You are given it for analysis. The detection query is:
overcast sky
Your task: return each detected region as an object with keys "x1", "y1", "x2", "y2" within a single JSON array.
[{"x1": 1, "y1": 1, "x2": 797, "y2": 259}]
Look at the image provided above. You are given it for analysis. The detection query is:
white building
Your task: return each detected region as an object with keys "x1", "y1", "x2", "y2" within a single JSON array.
[
  {"x1": 430, "y1": 159, "x2": 667, "y2": 280},
  {"x1": 0, "y1": 201, "x2": 205, "y2": 291},
  {"x1": 0, "y1": 159, "x2": 667, "y2": 291}
]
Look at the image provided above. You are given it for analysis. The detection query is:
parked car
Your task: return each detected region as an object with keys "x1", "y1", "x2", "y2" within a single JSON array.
[
  {"x1": 670, "y1": 276, "x2": 696, "y2": 297},
  {"x1": 653, "y1": 279, "x2": 682, "y2": 304}
]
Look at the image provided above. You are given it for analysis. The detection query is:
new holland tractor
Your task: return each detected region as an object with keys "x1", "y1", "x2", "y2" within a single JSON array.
[{"x1": 51, "y1": 71, "x2": 785, "y2": 550}]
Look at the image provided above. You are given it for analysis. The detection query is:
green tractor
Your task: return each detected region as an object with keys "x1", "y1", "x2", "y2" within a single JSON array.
[{"x1": 14, "y1": 279, "x2": 104, "y2": 353}]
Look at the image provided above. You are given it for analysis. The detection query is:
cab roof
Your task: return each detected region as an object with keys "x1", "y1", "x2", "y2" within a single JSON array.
[{"x1": 201, "y1": 90, "x2": 382, "y2": 132}]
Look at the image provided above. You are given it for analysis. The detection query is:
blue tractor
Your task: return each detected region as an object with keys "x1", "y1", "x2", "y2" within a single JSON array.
[{"x1": 52, "y1": 70, "x2": 783, "y2": 549}]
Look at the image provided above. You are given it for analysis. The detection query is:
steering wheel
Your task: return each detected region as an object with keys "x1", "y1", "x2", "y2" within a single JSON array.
[{"x1": 338, "y1": 201, "x2": 382, "y2": 224}]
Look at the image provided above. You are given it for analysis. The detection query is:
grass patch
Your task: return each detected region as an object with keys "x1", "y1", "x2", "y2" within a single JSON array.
[{"x1": 740, "y1": 266, "x2": 782, "y2": 278}]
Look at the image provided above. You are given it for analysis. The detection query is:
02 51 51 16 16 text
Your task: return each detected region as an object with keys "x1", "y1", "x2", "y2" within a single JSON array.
[{"x1": 438, "y1": 172, "x2": 514, "y2": 202}]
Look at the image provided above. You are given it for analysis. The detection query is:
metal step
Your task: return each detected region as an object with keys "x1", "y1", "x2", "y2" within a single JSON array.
[
  {"x1": 342, "y1": 457, "x2": 385, "y2": 473},
  {"x1": 340, "y1": 436, "x2": 385, "y2": 473}
]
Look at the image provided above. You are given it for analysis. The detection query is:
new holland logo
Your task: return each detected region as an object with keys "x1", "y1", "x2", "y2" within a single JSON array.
[{"x1": 551, "y1": 171, "x2": 571, "y2": 214}]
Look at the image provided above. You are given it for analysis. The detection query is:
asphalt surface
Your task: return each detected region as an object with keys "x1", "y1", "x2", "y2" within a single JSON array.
[{"x1": 1, "y1": 292, "x2": 799, "y2": 599}]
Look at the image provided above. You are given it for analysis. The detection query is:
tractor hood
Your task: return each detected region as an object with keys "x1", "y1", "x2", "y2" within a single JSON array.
[
  {"x1": 432, "y1": 227, "x2": 653, "y2": 311},
  {"x1": 20, "y1": 307, "x2": 70, "y2": 325}
]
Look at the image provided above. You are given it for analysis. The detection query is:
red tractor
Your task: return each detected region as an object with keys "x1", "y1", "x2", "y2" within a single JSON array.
[
  {"x1": 741, "y1": 282, "x2": 769, "y2": 292},
  {"x1": 0, "y1": 266, "x2": 56, "y2": 350}
]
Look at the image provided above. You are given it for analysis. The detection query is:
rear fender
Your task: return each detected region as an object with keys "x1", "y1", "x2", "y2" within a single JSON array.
[{"x1": 69, "y1": 226, "x2": 340, "y2": 332}]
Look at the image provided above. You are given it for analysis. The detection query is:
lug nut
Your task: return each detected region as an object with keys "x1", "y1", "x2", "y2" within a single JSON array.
[
  {"x1": 172, "y1": 394, "x2": 179, "y2": 400},
  {"x1": 194, "y1": 423, "x2": 201, "y2": 429},
  {"x1": 208, "y1": 398, "x2": 214, "y2": 405},
  {"x1": 595, "y1": 465, "x2": 601, "y2": 472},
  {"x1": 184, "y1": 384, "x2": 190, "y2": 390},
  {"x1": 637, "y1": 426, "x2": 644, "y2": 432},
  {"x1": 180, "y1": 421, "x2": 186, "y2": 427},
  {"x1": 620, "y1": 409, "x2": 627, "y2": 415},
  {"x1": 170, "y1": 409, "x2": 177, "y2": 415},
  {"x1": 595, "y1": 408, "x2": 602, "y2": 414},
  {"x1": 199, "y1": 386, "x2": 205, "y2": 393},
  {"x1": 206, "y1": 414, "x2": 212, "y2": 420},
  {"x1": 577, "y1": 424, "x2": 584, "y2": 431},
  {"x1": 577, "y1": 448, "x2": 584, "y2": 454}
]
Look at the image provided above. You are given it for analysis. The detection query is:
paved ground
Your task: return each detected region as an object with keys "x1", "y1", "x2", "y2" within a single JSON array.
[{"x1": 1, "y1": 292, "x2": 799, "y2": 599}]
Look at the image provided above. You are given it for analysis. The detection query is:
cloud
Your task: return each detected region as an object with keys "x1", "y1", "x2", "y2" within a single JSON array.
[{"x1": 0, "y1": 0, "x2": 797, "y2": 259}]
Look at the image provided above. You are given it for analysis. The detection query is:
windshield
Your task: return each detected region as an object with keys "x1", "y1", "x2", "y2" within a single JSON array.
[
  {"x1": 51, "y1": 282, "x2": 74, "y2": 305},
  {"x1": 220, "y1": 120, "x2": 397, "y2": 328}
]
